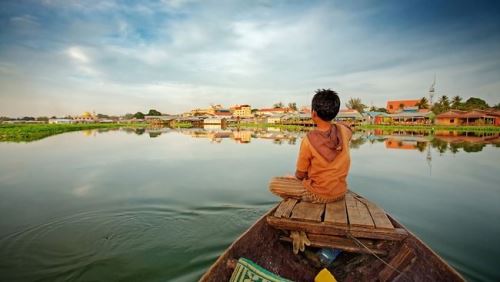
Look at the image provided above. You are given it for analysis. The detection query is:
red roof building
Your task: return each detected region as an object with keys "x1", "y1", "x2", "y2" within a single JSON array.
[{"x1": 386, "y1": 100, "x2": 420, "y2": 113}]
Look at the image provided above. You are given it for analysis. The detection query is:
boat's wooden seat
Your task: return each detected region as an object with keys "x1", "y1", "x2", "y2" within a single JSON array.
[{"x1": 266, "y1": 191, "x2": 408, "y2": 255}]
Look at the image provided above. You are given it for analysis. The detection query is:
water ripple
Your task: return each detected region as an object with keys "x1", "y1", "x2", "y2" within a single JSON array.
[{"x1": 0, "y1": 202, "x2": 267, "y2": 281}]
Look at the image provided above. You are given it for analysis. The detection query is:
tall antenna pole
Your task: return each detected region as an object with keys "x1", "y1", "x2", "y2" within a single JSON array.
[{"x1": 429, "y1": 74, "x2": 436, "y2": 106}]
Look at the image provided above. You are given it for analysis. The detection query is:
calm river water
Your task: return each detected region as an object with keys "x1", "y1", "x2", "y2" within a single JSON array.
[{"x1": 0, "y1": 127, "x2": 499, "y2": 281}]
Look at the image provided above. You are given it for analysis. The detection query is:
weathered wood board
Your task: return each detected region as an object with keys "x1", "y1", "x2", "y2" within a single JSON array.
[
  {"x1": 279, "y1": 234, "x2": 387, "y2": 255},
  {"x1": 378, "y1": 243, "x2": 415, "y2": 281},
  {"x1": 274, "y1": 198, "x2": 298, "y2": 218},
  {"x1": 267, "y1": 216, "x2": 408, "y2": 241},
  {"x1": 345, "y1": 193, "x2": 375, "y2": 228},
  {"x1": 290, "y1": 202, "x2": 325, "y2": 222},
  {"x1": 356, "y1": 196, "x2": 394, "y2": 229},
  {"x1": 324, "y1": 199, "x2": 348, "y2": 226}
]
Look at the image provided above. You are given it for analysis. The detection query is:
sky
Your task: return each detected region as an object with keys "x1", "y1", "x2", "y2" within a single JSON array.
[{"x1": 1, "y1": 0, "x2": 500, "y2": 117}]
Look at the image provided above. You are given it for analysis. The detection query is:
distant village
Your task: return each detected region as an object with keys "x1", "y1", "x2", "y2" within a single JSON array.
[{"x1": 2, "y1": 96, "x2": 500, "y2": 127}]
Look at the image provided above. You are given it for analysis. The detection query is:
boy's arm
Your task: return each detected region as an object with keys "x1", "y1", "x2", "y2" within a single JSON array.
[{"x1": 295, "y1": 137, "x2": 312, "y2": 180}]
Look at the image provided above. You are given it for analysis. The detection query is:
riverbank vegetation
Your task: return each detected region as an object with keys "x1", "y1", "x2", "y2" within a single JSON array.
[
  {"x1": 172, "y1": 122, "x2": 193, "y2": 128},
  {"x1": 233, "y1": 123, "x2": 310, "y2": 131},
  {"x1": 357, "y1": 124, "x2": 500, "y2": 132},
  {"x1": 0, "y1": 123, "x2": 146, "y2": 142},
  {"x1": 232, "y1": 122, "x2": 500, "y2": 132}
]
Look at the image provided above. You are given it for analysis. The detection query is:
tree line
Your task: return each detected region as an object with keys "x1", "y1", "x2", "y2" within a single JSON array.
[{"x1": 344, "y1": 96, "x2": 500, "y2": 114}]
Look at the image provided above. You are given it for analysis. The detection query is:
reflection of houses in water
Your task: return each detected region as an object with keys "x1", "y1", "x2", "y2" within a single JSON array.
[
  {"x1": 174, "y1": 128, "x2": 301, "y2": 145},
  {"x1": 385, "y1": 139, "x2": 418, "y2": 150},
  {"x1": 434, "y1": 131, "x2": 500, "y2": 144},
  {"x1": 232, "y1": 131, "x2": 252, "y2": 143},
  {"x1": 384, "y1": 136, "x2": 429, "y2": 151}
]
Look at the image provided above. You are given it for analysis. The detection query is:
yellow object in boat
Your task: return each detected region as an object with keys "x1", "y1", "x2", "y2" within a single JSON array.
[{"x1": 315, "y1": 268, "x2": 337, "y2": 282}]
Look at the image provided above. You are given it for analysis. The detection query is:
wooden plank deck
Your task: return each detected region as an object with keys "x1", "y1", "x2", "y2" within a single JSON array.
[
  {"x1": 290, "y1": 202, "x2": 325, "y2": 222},
  {"x1": 324, "y1": 200, "x2": 348, "y2": 226},
  {"x1": 267, "y1": 191, "x2": 407, "y2": 245},
  {"x1": 274, "y1": 198, "x2": 298, "y2": 218}
]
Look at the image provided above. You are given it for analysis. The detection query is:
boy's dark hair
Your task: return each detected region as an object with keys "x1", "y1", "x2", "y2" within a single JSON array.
[{"x1": 311, "y1": 89, "x2": 340, "y2": 121}]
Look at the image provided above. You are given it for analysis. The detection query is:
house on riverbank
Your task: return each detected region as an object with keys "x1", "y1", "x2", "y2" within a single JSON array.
[
  {"x1": 364, "y1": 112, "x2": 389, "y2": 124},
  {"x1": 387, "y1": 110, "x2": 433, "y2": 125},
  {"x1": 436, "y1": 110, "x2": 499, "y2": 126},
  {"x1": 334, "y1": 109, "x2": 363, "y2": 124},
  {"x1": 48, "y1": 118, "x2": 75, "y2": 124}
]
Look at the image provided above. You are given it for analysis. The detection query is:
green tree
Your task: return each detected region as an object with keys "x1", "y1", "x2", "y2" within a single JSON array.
[
  {"x1": 124, "y1": 113, "x2": 134, "y2": 119},
  {"x1": 462, "y1": 97, "x2": 489, "y2": 110},
  {"x1": 147, "y1": 109, "x2": 162, "y2": 116},
  {"x1": 36, "y1": 116, "x2": 49, "y2": 122},
  {"x1": 97, "y1": 113, "x2": 109, "y2": 119},
  {"x1": 451, "y1": 96, "x2": 462, "y2": 109},
  {"x1": 368, "y1": 106, "x2": 387, "y2": 113},
  {"x1": 273, "y1": 102, "x2": 284, "y2": 108},
  {"x1": 288, "y1": 102, "x2": 297, "y2": 111},
  {"x1": 494, "y1": 103, "x2": 500, "y2": 110},
  {"x1": 438, "y1": 95, "x2": 450, "y2": 109},
  {"x1": 345, "y1": 98, "x2": 367, "y2": 113},
  {"x1": 133, "y1": 112, "x2": 145, "y2": 119},
  {"x1": 416, "y1": 97, "x2": 429, "y2": 109}
]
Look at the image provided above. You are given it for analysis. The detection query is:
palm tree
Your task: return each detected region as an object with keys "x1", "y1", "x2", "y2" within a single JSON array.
[
  {"x1": 438, "y1": 95, "x2": 450, "y2": 109},
  {"x1": 273, "y1": 102, "x2": 284, "y2": 108},
  {"x1": 451, "y1": 96, "x2": 462, "y2": 109},
  {"x1": 416, "y1": 97, "x2": 429, "y2": 109},
  {"x1": 346, "y1": 98, "x2": 367, "y2": 113}
]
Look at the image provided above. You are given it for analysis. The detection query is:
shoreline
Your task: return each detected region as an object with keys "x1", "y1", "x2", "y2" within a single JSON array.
[
  {"x1": 0, "y1": 123, "x2": 147, "y2": 142},
  {"x1": 2, "y1": 122, "x2": 499, "y2": 143},
  {"x1": 232, "y1": 122, "x2": 500, "y2": 132}
]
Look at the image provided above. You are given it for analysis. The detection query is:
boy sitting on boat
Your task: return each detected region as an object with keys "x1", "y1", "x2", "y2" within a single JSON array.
[
  {"x1": 270, "y1": 88, "x2": 352, "y2": 203},
  {"x1": 269, "y1": 89, "x2": 352, "y2": 253}
]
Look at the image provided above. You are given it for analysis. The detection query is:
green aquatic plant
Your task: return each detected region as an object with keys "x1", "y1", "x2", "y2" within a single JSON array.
[{"x1": 0, "y1": 123, "x2": 146, "y2": 143}]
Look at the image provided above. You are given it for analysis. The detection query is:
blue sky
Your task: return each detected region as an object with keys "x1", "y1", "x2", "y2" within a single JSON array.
[{"x1": 1, "y1": 0, "x2": 499, "y2": 116}]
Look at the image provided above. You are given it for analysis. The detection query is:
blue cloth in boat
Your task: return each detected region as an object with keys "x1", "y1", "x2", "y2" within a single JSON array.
[{"x1": 229, "y1": 257, "x2": 292, "y2": 282}]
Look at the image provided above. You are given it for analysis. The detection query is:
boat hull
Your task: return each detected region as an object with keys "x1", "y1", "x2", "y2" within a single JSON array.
[{"x1": 200, "y1": 204, "x2": 464, "y2": 282}]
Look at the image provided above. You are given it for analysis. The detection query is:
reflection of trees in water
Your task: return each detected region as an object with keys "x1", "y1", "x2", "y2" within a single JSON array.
[
  {"x1": 350, "y1": 137, "x2": 367, "y2": 149},
  {"x1": 416, "y1": 142, "x2": 427, "y2": 152},
  {"x1": 273, "y1": 139, "x2": 283, "y2": 145},
  {"x1": 134, "y1": 128, "x2": 146, "y2": 135},
  {"x1": 431, "y1": 138, "x2": 487, "y2": 154},
  {"x1": 97, "y1": 128, "x2": 115, "y2": 133},
  {"x1": 149, "y1": 132, "x2": 162, "y2": 138},
  {"x1": 288, "y1": 137, "x2": 297, "y2": 145},
  {"x1": 431, "y1": 138, "x2": 449, "y2": 154},
  {"x1": 448, "y1": 143, "x2": 460, "y2": 154},
  {"x1": 461, "y1": 142, "x2": 485, "y2": 153}
]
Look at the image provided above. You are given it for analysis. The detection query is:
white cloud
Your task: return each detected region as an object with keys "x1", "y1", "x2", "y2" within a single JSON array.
[
  {"x1": 1, "y1": 1, "x2": 499, "y2": 116},
  {"x1": 67, "y1": 46, "x2": 90, "y2": 63}
]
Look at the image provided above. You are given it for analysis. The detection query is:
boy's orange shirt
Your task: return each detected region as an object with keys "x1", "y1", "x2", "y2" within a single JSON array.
[{"x1": 296, "y1": 124, "x2": 352, "y2": 200}]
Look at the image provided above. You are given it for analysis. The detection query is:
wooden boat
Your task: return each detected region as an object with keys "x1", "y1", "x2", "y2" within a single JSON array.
[{"x1": 200, "y1": 191, "x2": 464, "y2": 281}]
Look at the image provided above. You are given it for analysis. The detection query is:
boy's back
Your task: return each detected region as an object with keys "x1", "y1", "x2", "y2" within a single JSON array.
[
  {"x1": 297, "y1": 123, "x2": 352, "y2": 202},
  {"x1": 269, "y1": 89, "x2": 352, "y2": 203}
]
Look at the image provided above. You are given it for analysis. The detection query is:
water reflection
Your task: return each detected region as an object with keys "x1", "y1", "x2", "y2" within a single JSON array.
[
  {"x1": 357, "y1": 129, "x2": 499, "y2": 154},
  {"x1": 109, "y1": 127, "x2": 500, "y2": 154},
  {"x1": 1, "y1": 126, "x2": 499, "y2": 281}
]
